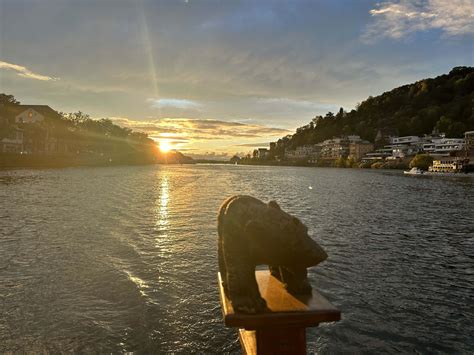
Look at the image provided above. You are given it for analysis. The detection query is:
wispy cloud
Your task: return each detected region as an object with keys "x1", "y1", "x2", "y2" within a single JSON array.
[
  {"x1": 147, "y1": 98, "x2": 201, "y2": 109},
  {"x1": 113, "y1": 117, "x2": 290, "y2": 144},
  {"x1": 362, "y1": 0, "x2": 474, "y2": 43},
  {"x1": 235, "y1": 142, "x2": 271, "y2": 147},
  {"x1": 110, "y1": 116, "x2": 289, "y2": 155},
  {"x1": 0, "y1": 60, "x2": 58, "y2": 81}
]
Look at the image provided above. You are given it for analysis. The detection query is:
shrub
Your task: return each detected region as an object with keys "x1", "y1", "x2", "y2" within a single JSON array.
[{"x1": 409, "y1": 154, "x2": 433, "y2": 170}]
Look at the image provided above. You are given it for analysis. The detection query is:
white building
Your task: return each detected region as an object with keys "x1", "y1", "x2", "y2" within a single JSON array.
[
  {"x1": 422, "y1": 138, "x2": 465, "y2": 155},
  {"x1": 285, "y1": 144, "x2": 322, "y2": 160},
  {"x1": 390, "y1": 136, "x2": 421, "y2": 145}
]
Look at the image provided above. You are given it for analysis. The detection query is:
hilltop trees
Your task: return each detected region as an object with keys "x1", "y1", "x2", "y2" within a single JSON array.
[
  {"x1": 0, "y1": 94, "x2": 20, "y2": 106},
  {"x1": 275, "y1": 67, "x2": 474, "y2": 153}
]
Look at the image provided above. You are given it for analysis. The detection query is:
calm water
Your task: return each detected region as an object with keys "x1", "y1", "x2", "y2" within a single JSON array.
[{"x1": 1, "y1": 165, "x2": 473, "y2": 353}]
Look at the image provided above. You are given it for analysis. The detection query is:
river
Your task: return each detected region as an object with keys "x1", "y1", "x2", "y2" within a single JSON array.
[{"x1": 1, "y1": 165, "x2": 473, "y2": 353}]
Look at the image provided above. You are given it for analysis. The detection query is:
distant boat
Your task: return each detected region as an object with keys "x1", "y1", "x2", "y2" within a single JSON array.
[{"x1": 404, "y1": 167, "x2": 424, "y2": 175}]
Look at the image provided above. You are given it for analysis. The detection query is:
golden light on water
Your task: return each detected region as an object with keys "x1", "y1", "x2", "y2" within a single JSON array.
[
  {"x1": 156, "y1": 176, "x2": 169, "y2": 228},
  {"x1": 155, "y1": 175, "x2": 170, "y2": 252}
]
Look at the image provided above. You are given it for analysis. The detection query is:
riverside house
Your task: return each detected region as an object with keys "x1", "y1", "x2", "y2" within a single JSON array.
[{"x1": 1, "y1": 105, "x2": 69, "y2": 154}]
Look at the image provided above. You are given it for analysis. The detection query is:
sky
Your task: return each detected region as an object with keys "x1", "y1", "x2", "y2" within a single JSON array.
[{"x1": 0, "y1": 0, "x2": 472, "y2": 157}]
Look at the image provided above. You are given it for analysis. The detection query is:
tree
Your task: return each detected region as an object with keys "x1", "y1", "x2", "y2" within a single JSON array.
[
  {"x1": 435, "y1": 116, "x2": 452, "y2": 134},
  {"x1": 334, "y1": 157, "x2": 347, "y2": 168},
  {"x1": 271, "y1": 67, "x2": 474, "y2": 156},
  {"x1": 0, "y1": 94, "x2": 20, "y2": 106},
  {"x1": 0, "y1": 94, "x2": 20, "y2": 140},
  {"x1": 409, "y1": 154, "x2": 433, "y2": 170},
  {"x1": 229, "y1": 155, "x2": 241, "y2": 164}
]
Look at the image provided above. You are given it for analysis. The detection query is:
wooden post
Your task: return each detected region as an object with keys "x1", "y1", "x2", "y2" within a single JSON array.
[{"x1": 218, "y1": 270, "x2": 341, "y2": 355}]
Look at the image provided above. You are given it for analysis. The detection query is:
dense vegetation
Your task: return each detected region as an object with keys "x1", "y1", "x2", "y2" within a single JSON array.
[
  {"x1": 0, "y1": 94, "x2": 189, "y2": 166},
  {"x1": 272, "y1": 66, "x2": 474, "y2": 157},
  {"x1": 409, "y1": 154, "x2": 434, "y2": 170}
]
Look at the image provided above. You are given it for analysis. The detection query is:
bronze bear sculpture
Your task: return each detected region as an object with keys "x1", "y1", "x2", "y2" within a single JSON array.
[{"x1": 218, "y1": 195, "x2": 328, "y2": 314}]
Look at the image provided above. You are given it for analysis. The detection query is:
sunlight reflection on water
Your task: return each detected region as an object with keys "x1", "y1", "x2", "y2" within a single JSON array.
[
  {"x1": 0, "y1": 165, "x2": 473, "y2": 353},
  {"x1": 156, "y1": 175, "x2": 169, "y2": 228}
]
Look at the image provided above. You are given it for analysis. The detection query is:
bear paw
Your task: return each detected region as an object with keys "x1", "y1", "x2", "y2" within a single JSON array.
[{"x1": 232, "y1": 294, "x2": 267, "y2": 314}]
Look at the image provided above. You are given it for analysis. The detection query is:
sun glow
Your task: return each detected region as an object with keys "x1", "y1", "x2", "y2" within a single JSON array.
[{"x1": 159, "y1": 140, "x2": 173, "y2": 153}]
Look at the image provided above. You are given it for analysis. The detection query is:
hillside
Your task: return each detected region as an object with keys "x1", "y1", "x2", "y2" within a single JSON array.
[
  {"x1": 273, "y1": 66, "x2": 473, "y2": 155},
  {"x1": 0, "y1": 94, "x2": 193, "y2": 167}
]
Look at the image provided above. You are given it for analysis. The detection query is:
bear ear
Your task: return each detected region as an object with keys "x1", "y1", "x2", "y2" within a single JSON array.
[
  {"x1": 292, "y1": 217, "x2": 300, "y2": 225},
  {"x1": 268, "y1": 200, "x2": 281, "y2": 210}
]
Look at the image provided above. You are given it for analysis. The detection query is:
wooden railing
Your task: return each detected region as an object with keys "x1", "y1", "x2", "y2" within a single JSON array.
[{"x1": 218, "y1": 270, "x2": 341, "y2": 354}]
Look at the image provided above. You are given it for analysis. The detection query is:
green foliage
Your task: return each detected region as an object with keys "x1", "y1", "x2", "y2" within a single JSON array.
[
  {"x1": 371, "y1": 161, "x2": 385, "y2": 169},
  {"x1": 229, "y1": 155, "x2": 241, "y2": 164},
  {"x1": 409, "y1": 154, "x2": 433, "y2": 170},
  {"x1": 359, "y1": 160, "x2": 375, "y2": 169},
  {"x1": 334, "y1": 157, "x2": 347, "y2": 168},
  {"x1": 274, "y1": 67, "x2": 474, "y2": 153},
  {"x1": 0, "y1": 94, "x2": 165, "y2": 163},
  {"x1": 346, "y1": 157, "x2": 358, "y2": 168},
  {"x1": 0, "y1": 94, "x2": 20, "y2": 106}
]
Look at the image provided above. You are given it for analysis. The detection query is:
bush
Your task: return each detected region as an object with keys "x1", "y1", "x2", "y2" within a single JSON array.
[
  {"x1": 409, "y1": 154, "x2": 433, "y2": 170},
  {"x1": 359, "y1": 160, "x2": 376, "y2": 168},
  {"x1": 371, "y1": 161, "x2": 385, "y2": 169},
  {"x1": 334, "y1": 157, "x2": 347, "y2": 168}
]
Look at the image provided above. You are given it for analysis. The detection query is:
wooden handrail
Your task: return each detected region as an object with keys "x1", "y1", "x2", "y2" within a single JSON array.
[{"x1": 218, "y1": 270, "x2": 341, "y2": 354}]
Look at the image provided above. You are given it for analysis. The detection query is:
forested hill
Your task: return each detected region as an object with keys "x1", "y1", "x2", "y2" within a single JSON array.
[{"x1": 276, "y1": 66, "x2": 473, "y2": 152}]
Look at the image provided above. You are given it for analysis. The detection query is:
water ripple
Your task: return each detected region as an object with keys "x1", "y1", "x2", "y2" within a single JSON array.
[{"x1": 0, "y1": 165, "x2": 473, "y2": 353}]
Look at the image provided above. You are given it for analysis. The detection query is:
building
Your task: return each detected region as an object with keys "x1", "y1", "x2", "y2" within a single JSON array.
[
  {"x1": 384, "y1": 136, "x2": 423, "y2": 158},
  {"x1": 14, "y1": 105, "x2": 60, "y2": 124},
  {"x1": 421, "y1": 138, "x2": 465, "y2": 155},
  {"x1": 348, "y1": 141, "x2": 374, "y2": 161},
  {"x1": 256, "y1": 148, "x2": 269, "y2": 159},
  {"x1": 285, "y1": 144, "x2": 321, "y2": 161},
  {"x1": 363, "y1": 148, "x2": 393, "y2": 161},
  {"x1": 390, "y1": 136, "x2": 421, "y2": 145},
  {"x1": 363, "y1": 133, "x2": 467, "y2": 161},
  {"x1": 1, "y1": 105, "x2": 65, "y2": 154},
  {"x1": 1, "y1": 127, "x2": 23, "y2": 153},
  {"x1": 320, "y1": 138, "x2": 349, "y2": 160}
]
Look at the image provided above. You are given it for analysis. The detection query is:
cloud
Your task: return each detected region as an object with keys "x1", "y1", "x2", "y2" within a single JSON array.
[
  {"x1": 110, "y1": 116, "x2": 290, "y2": 156},
  {"x1": 234, "y1": 142, "x2": 271, "y2": 147},
  {"x1": 0, "y1": 60, "x2": 58, "y2": 81},
  {"x1": 113, "y1": 117, "x2": 290, "y2": 142},
  {"x1": 147, "y1": 98, "x2": 201, "y2": 109},
  {"x1": 362, "y1": 0, "x2": 474, "y2": 43}
]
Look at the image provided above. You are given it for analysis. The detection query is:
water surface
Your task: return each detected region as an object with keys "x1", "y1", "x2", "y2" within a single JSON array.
[{"x1": 1, "y1": 165, "x2": 473, "y2": 353}]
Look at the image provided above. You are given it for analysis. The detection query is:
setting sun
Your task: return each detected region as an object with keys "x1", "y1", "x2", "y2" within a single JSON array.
[{"x1": 158, "y1": 140, "x2": 173, "y2": 153}]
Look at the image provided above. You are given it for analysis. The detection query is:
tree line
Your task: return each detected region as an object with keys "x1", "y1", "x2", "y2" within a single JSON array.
[
  {"x1": 0, "y1": 94, "x2": 188, "y2": 165},
  {"x1": 271, "y1": 66, "x2": 473, "y2": 158}
]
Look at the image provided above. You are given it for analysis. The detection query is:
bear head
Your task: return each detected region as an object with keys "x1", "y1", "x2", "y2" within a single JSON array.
[{"x1": 244, "y1": 200, "x2": 328, "y2": 267}]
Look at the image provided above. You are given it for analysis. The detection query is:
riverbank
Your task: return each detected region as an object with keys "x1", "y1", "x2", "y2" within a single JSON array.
[
  {"x1": 235, "y1": 158, "x2": 412, "y2": 170},
  {"x1": 0, "y1": 153, "x2": 156, "y2": 169},
  {"x1": 0, "y1": 152, "x2": 187, "y2": 169}
]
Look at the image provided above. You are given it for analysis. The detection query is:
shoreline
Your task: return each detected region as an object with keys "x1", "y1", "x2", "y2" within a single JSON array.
[{"x1": 0, "y1": 152, "x2": 178, "y2": 169}]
